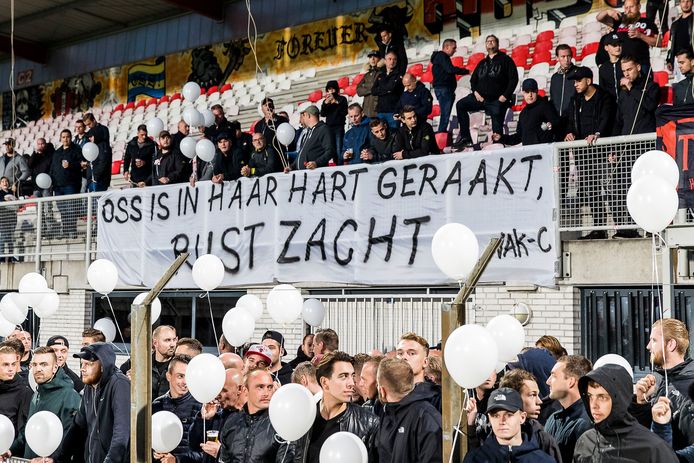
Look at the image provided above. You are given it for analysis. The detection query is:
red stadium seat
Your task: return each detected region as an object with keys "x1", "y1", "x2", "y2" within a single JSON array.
[
  {"x1": 535, "y1": 30, "x2": 555, "y2": 44},
  {"x1": 159, "y1": 95, "x2": 170, "y2": 103},
  {"x1": 451, "y1": 56, "x2": 464, "y2": 68},
  {"x1": 579, "y1": 42, "x2": 599, "y2": 60},
  {"x1": 337, "y1": 77, "x2": 349, "y2": 89},
  {"x1": 250, "y1": 120, "x2": 258, "y2": 133},
  {"x1": 662, "y1": 30, "x2": 670, "y2": 48},
  {"x1": 125, "y1": 101, "x2": 135, "y2": 110},
  {"x1": 308, "y1": 90, "x2": 323, "y2": 103},
  {"x1": 653, "y1": 71, "x2": 669, "y2": 87},
  {"x1": 534, "y1": 41, "x2": 553, "y2": 54},
  {"x1": 513, "y1": 55, "x2": 528, "y2": 68},
  {"x1": 207, "y1": 86, "x2": 219, "y2": 95},
  {"x1": 352, "y1": 73, "x2": 365, "y2": 86},
  {"x1": 113, "y1": 103, "x2": 124, "y2": 113},
  {"x1": 420, "y1": 69, "x2": 434, "y2": 83},
  {"x1": 512, "y1": 45, "x2": 529, "y2": 58},
  {"x1": 221, "y1": 83, "x2": 232, "y2": 93},
  {"x1": 428, "y1": 104, "x2": 441, "y2": 119},
  {"x1": 435, "y1": 132, "x2": 448, "y2": 151},
  {"x1": 200, "y1": 87, "x2": 206, "y2": 95},
  {"x1": 408, "y1": 63, "x2": 424, "y2": 77},
  {"x1": 171, "y1": 93, "x2": 182, "y2": 101},
  {"x1": 146, "y1": 98, "x2": 157, "y2": 107},
  {"x1": 343, "y1": 84, "x2": 357, "y2": 97},
  {"x1": 531, "y1": 50, "x2": 552, "y2": 65},
  {"x1": 111, "y1": 160, "x2": 123, "y2": 175}
]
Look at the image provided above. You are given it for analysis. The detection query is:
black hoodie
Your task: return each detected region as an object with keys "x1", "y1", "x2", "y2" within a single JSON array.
[
  {"x1": 123, "y1": 136, "x2": 155, "y2": 185},
  {"x1": 574, "y1": 364, "x2": 678, "y2": 463},
  {"x1": 463, "y1": 429, "x2": 555, "y2": 463},
  {"x1": 28, "y1": 143, "x2": 54, "y2": 190},
  {"x1": 62, "y1": 342, "x2": 130, "y2": 463},
  {"x1": 376, "y1": 384, "x2": 442, "y2": 463},
  {"x1": 0, "y1": 373, "x2": 32, "y2": 437},
  {"x1": 288, "y1": 346, "x2": 312, "y2": 369},
  {"x1": 430, "y1": 50, "x2": 468, "y2": 90},
  {"x1": 567, "y1": 85, "x2": 616, "y2": 139},
  {"x1": 499, "y1": 96, "x2": 559, "y2": 146},
  {"x1": 615, "y1": 77, "x2": 660, "y2": 135},
  {"x1": 470, "y1": 51, "x2": 518, "y2": 103}
]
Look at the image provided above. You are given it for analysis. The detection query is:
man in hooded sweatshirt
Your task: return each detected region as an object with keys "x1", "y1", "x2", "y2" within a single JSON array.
[
  {"x1": 9, "y1": 346, "x2": 81, "y2": 460},
  {"x1": 574, "y1": 364, "x2": 678, "y2": 462},
  {"x1": 464, "y1": 387, "x2": 555, "y2": 463},
  {"x1": 0, "y1": 345, "x2": 32, "y2": 440},
  {"x1": 61, "y1": 342, "x2": 130, "y2": 463},
  {"x1": 375, "y1": 358, "x2": 441, "y2": 463}
]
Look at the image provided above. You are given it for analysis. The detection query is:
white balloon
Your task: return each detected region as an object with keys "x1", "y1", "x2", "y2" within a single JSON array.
[
  {"x1": 201, "y1": 109, "x2": 215, "y2": 128},
  {"x1": 186, "y1": 353, "x2": 225, "y2": 403},
  {"x1": 236, "y1": 294, "x2": 263, "y2": 321},
  {"x1": 82, "y1": 142, "x2": 99, "y2": 162},
  {"x1": 18, "y1": 272, "x2": 49, "y2": 308},
  {"x1": 87, "y1": 259, "x2": 119, "y2": 295},
  {"x1": 1, "y1": 293, "x2": 28, "y2": 325},
  {"x1": 0, "y1": 414, "x2": 14, "y2": 454},
  {"x1": 196, "y1": 139, "x2": 216, "y2": 163},
  {"x1": 302, "y1": 298, "x2": 325, "y2": 327},
  {"x1": 192, "y1": 254, "x2": 225, "y2": 291},
  {"x1": 319, "y1": 432, "x2": 368, "y2": 463},
  {"x1": 269, "y1": 384, "x2": 316, "y2": 441},
  {"x1": 146, "y1": 117, "x2": 165, "y2": 138},
  {"x1": 627, "y1": 175, "x2": 679, "y2": 233},
  {"x1": 34, "y1": 288, "x2": 59, "y2": 319},
  {"x1": 28, "y1": 369, "x2": 38, "y2": 392},
  {"x1": 267, "y1": 284, "x2": 303, "y2": 324},
  {"x1": 152, "y1": 411, "x2": 184, "y2": 453},
  {"x1": 486, "y1": 315, "x2": 525, "y2": 362},
  {"x1": 35, "y1": 173, "x2": 52, "y2": 190},
  {"x1": 94, "y1": 318, "x2": 117, "y2": 343},
  {"x1": 25, "y1": 411, "x2": 63, "y2": 457},
  {"x1": 631, "y1": 150, "x2": 679, "y2": 188},
  {"x1": 133, "y1": 292, "x2": 162, "y2": 324},
  {"x1": 183, "y1": 107, "x2": 203, "y2": 128},
  {"x1": 593, "y1": 354, "x2": 634, "y2": 380},
  {"x1": 0, "y1": 312, "x2": 15, "y2": 337},
  {"x1": 183, "y1": 82, "x2": 201, "y2": 103},
  {"x1": 444, "y1": 324, "x2": 498, "y2": 389},
  {"x1": 276, "y1": 123, "x2": 296, "y2": 146},
  {"x1": 222, "y1": 307, "x2": 256, "y2": 346},
  {"x1": 431, "y1": 223, "x2": 480, "y2": 281},
  {"x1": 180, "y1": 136, "x2": 197, "y2": 159}
]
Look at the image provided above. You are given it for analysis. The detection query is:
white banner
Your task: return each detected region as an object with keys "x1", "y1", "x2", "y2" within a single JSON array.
[{"x1": 97, "y1": 145, "x2": 557, "y2": 288}]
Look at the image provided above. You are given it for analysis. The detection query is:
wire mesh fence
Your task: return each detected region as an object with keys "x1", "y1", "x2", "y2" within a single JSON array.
[
  {"x1": 0, "y1": 192, "x2": 102, "y2": 263},
  {"x1": 554, "y1": 134, "x2": 657, "y2": 232}
]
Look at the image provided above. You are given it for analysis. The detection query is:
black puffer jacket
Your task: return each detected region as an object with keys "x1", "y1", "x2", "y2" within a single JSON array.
[
  {"x1": 189, "y1": 408, "x2": 239, "y2": 463},
  {"x1": 372, "y1": 69, "x2": 404, "y2": 113},
  {"x1": 500, "y1": 96, "x2": 560, "y2": 146},
  {"x1": 0, "y1": 373, "x2": 32, "y2": 436},
  {"x1": 293, "y1": 403, "x2": 379, "y2": 463},
  {"x1": 376, "y1": 385, "x2": 442, "y2": 463},
  {"x1": 123, "y1": 136, "x2": 155, "y2": 185},
  {"x1": 50, "y1": 143, "x2": 83, "y2": 189},
  {"x1": 218, "y1": 407, "x2": 292, "y2": 463},
  {"x1": 153, "y1": 391, "x2": 202, "y2": 463},
  {"x1": 249, "y1": 147, "x2": 283, "y2": 178},
  {"x1": 61, "y1": 342, "x2": 130, "y2": 463},
  {"x1": 574, "y1": 364, "x2": 679, "y2": 463}
]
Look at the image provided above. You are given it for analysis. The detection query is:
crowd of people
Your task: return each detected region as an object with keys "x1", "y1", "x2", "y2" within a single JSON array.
[{"x1": 0, "y1": 316, "x2": 692, "y2": 463}]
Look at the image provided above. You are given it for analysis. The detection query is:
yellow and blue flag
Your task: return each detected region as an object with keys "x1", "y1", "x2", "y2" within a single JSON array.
[{"x1": 127, "y1": 56, "x2": 165, "y2": 102}]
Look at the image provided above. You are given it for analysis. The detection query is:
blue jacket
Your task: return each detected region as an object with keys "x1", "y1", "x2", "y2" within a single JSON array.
[
  {"x1": 341, "y1": 117, "x2": 371, "y2": 165},
  {"x1": 398, "y1": 82, "x2": 433, "y2": 123},
  {"x1": 463, "y1": 431, "x2": 555, "y2": 463}
]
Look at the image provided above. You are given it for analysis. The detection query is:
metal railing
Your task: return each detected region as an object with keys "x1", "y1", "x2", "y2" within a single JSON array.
[{"x1": 553, "y1": 133, "x2": 658, "y2": 232}]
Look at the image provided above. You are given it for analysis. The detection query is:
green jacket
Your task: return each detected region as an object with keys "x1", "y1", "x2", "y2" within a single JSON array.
[{"x1": 12, "y1": 367, "x2": 81, "y2": 458}]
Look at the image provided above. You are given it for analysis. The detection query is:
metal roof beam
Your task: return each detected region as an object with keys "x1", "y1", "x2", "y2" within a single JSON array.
[{"x1": 163, "y1": 0, "x2": 225, "y2": 21}]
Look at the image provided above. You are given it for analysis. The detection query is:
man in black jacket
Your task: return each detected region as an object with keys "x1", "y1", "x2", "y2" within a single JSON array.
[
  {"x1": 598, "y1": 33, "x2": 624, "y2": 99},
  {"x1": 545, "y1": 355, "x2": 593, "y2": 463},
  {"x1": 0, "y1": 345, "x2": 32, "y2": 440},
  {"x1": 83, "y1": 112, "x2": 112, "y2": 192},
  {"x1": 153, "y1": 132, "x2": 187, "y2": 186},
  {"x1": 393, "y1": 106, "x2": 439, "y2": 160},
  {"x1": 453, "y1": 35, "x2": 518, "y2": 148},
  {"x1": 254, "y1": 97, "x2": 289, "y2": 152},
  {"x1": 376, "y1": 27, "x2": 407, "y2": 75},
  {"x1": 372, "y1": 52, "x2": 404, "y2": 128},
  {"x1": 574, "y1": 365, "x2": 678, "y2": 462},
  {"x1": 29, "y1": 138, "x2": 54, "y2": 196},
  {"x1": 153, "y1": 355, "x2": 202, "y2": 463},
  {"x1": 120, "y1": 324, "x2": 177, "y2": 399},
  {"x1": 615, "y1": 55, "x2": 660, "y2": 135},
  {"x1": 123, "y1": 124, "x2": 155, "y2": 187},
  {"x1": 320, "y1": 80, "x2": 348, "y2": 162},
  {"x1": 674, "y1": 49, "x2": 694, "y2": 105},
  {"x1": 261, "y1": 330, "x2": 293, "y2": 386},
  {"x1": 293, "y1": 351, "x2": 379, "y2": 463},
  {"x1": 398, "y1": 74, "x2": 433, "y2": 124},
  {"x1": 396, "y1": 332, "x2": 440, "y2": 411},
  {"x1": 565, "y1": 66, "x2": 616, "y2": 240},
  {"x1": 218, "y1": 369, "x2": 292, "y2": 463},
  {"x1": 241, "y1": 133, "x2": 283, "y2": 178},
  {"x1": 289, "y1": 105, "x2": 334, "y2": 171},
  {"x1": 204, "y1": 105, "x2": 233, "y2": 143},
  {"x1": 431, "y1": 39, "x2": 468, "y2": 133},
  {"x1": 210, "y1": 131, "x2": 246, "y2": 183},
  {"x1": 376, "y1": 358, "x2": 441, "y2": 463},
  {"x1": 494, "y1": 78, "x2": 560, "y2": 146},
  {"x1": 550, "y1": 44, "x2": 577, "y2": 133},
  {"x1": 49, "y1": 130, "x2": 83, "y2": 238},
  {"x1": 47, "y1": 335, "x2": 84, "y2": 393},
  {"x1": 62, "y1": 342, "x2": 130, "y2": 463},
  {"x1": 668, "y1": 0, "x2": 694, "y2": 75},
  {"x1": 362, "y1": 119, "x2": 400, "y2": 163}
]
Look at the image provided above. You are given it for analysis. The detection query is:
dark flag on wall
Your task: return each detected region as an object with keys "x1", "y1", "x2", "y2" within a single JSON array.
[
  {"x1": 127, "y1": 56, "x2": 165, "y2": 103},
  {"x1": 656, "y1": 105, "x2": 694, "y2": 207}
]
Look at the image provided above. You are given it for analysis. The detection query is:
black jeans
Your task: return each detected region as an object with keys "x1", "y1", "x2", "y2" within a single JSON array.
[{"x1": 455, "y1": 94, "x2": 508, "y2": 141}]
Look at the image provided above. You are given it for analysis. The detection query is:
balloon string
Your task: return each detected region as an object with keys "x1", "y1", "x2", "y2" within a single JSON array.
[
  {"x1": 448, "y1": 389, "x2": 467, "y2": 463},
  {"x1": 106, "y1": 295, "x2": 129, "y2": 355},
  {"x1": 653, "y1": 233, "x2": 669, "y2": 396},
  {"x1": 206, "y1": 292, "x2": 220, "y2": 355},
  {"x1": 279, "y1": 439, "x2": 290, "y2": 463}
]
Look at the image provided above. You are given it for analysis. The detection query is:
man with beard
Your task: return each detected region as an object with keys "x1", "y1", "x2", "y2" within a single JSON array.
[
  {"x1": 597, "y1": 0, "x2": 658, "y2": 71},
  {"x1": 29, "y1": 138, "x2": 54, "y2": 196},
  {"x1": 289, "y1": 334, "x2": 314, "y2": 369},
  {"x1": 47, "y1": 335, "x2": 84, "y2": 393},
  {"x1": 261, "y1": 330, "x2": 293, "y2": 385},
  {"x1": 153, "y1": 131, "x2": 186, "y2": 185},
  {"x1": 123, "y1": 124, "x2": 155, "y2": 187},
  {"x1": 121, "y1": 325, "x2": 177, "y2": 399},
  {"x1": 204, "y1": 104, "x2": 233, "y2": 143},
  {"x1": 631, "y1": 319, "x2": 694, "y2": 451},
  {"x1": 9, "y1": 347, "x2": 81, "y2": 460},
  {"x1": 153, "y1": 355, "x2": 202, "y2": 463},
  {"x1": 615, "y1": 55, "x2": 660, "y2": 135},
  {"x1": 218, "y1": 370, "x2": 292, "y2": 463},
  {"x1": 356, "y1": 51, "x2": 383, "y2": 118},
  {"x1": 241, "y1": 132, "x2": 283, "y2": 178},
  {"x1": 205, "y1": 131, "x2": 245, "y2": 183},
  {"x1": 493, "y1": 78, "x2": 559, "y2": 146},
  {"x1": 62, "y1": 343, "x2": 130, "y2": 463},
  {"x1": 0, "y1": 345, "x2": 32, "y2": 438},
  {"x1": 254, "y1": 98, "x2": 289, "y2": 152}
]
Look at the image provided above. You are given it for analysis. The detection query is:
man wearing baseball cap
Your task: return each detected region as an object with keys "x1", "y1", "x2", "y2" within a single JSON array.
[
  {"x1": 287, "y1": 105, "x2": 334, "y2": 171},
  {"x1": 464, "y1": 387, "x2": 554, "y2": 462},
  {"x1": 356, "y1": 51, "x2": 383, "y2": 118},
  {"x1": 242, "y1": 344, "x2": 272, "y2": 374},
  {"x1": 598, "y1": 33, "x2": 624, "y2": 98},
  {"x1": 261, "y1": 330, "x2": 293, "y2": 385},
  {"x1": 47, "y1": 335, "x2": 84, "y2": 393}
]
